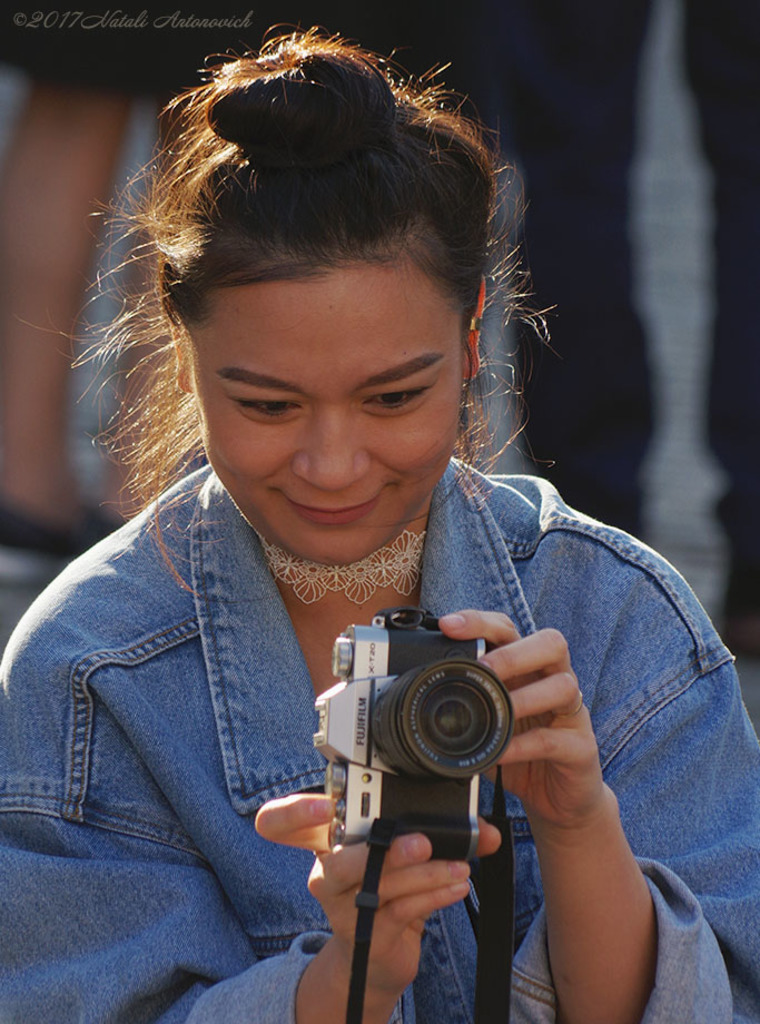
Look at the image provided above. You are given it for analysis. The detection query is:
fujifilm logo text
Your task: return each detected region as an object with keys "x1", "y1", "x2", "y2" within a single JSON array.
[{"x1": 356, "y1": 696, "x2": 368, "y2": 748}]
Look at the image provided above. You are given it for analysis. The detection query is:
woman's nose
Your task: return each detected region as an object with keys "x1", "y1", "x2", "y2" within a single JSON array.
[{"x1": 290, "y1": 411, "x2": 370, "y2": 490}]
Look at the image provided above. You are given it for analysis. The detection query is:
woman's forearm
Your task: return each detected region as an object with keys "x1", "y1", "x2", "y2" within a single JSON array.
[{"x1": 532, "y1": 785, "x2": 657, "y2": 1024}]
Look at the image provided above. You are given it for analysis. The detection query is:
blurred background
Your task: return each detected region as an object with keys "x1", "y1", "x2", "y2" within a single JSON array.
[{"x1": 0, "y1": 0, "x2": 758, "y2": 729}]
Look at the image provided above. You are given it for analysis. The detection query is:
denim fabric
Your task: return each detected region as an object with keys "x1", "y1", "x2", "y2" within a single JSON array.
[{"x1": 1, "y1": 463, "x2": 758, "y2": 1022}]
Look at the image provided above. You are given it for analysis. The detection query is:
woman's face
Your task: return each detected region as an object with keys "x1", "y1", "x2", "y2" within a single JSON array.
[{"x1": 181, "y1": 261, "x2": 469, "y2": 565}]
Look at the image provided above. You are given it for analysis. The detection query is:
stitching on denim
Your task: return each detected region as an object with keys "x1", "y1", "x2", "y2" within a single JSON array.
[
  {"x1": 193, "y1": 517, "x2": 250, "y2": 799},
  {"x1": 0, "y1": 798, "x2": 209, "y2": 863},
  {"x1": 250, "y1": 932, "x2": 309, "y2": 954},
  {"x1": 511, "y1": 968, "x2": 556, "y2": 1008},
  {"x1": 81, "y1": 807, "x2": 209, "y2": 861},
  {"x1": 194, "y1": 509, "x2": 327, "y2": 804},
  {"x1": 242, "y1": 769, "x2": 327, "y2": 802},
  {"x1": 0, "y1": 794, "x2": 67, "y2": 816},
  {"x1": 512, "y1": 965, "x2": 555, "y2": 997},
  {"x1": 599, "y1": 655, "x2": 733, "y2": 771},
  {"x1": 63, "y1": 618, "x2": 200, "y2": 821},
  {"x1": 432, "y1": 909, "x2": 476, "y2": 1023},
  {"x1": 462, "y1": 487, "x2": 537, "y2": 636},
  {"x1": 512, "y1": 514, "x2": 726, "y2": 667}
]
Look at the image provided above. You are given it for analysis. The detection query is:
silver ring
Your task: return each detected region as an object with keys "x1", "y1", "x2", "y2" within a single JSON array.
[{"x1": 555, "y1": 690, "x2": 584, "y2": 718}]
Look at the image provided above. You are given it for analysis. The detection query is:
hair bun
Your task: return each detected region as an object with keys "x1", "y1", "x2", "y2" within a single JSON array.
[{"x1": 208, "y1": 46, "x2": 397, "y2": 169}]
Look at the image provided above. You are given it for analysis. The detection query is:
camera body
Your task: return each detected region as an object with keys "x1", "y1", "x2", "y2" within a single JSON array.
[{"x1": 314, "y1": 607, "x2": 513, "y2": 860}]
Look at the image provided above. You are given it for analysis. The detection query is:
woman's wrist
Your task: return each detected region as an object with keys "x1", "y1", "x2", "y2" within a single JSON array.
[
  {"x1": 528, "y1": 783, "x2": 621, "y2": 851},
  {"x1": 296, "y1": 936, "x2": 399, "y2": 1024}
]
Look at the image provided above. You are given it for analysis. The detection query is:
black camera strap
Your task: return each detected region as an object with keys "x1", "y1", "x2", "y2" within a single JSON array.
[
  {"x1": 474, "y1": 766, "x2": 515, "y2": 1024},
  {"x1": 346, "y1": 818, "x2": 397, "y2": 1024},
  {"x1": 345, "y1": 771, "x2": 514, "y2": 1024}
]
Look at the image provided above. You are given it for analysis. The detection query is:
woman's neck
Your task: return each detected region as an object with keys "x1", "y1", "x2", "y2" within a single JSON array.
[
  {"x1": 279, "y1": 581, "x2": 423, "y2": 696},
  {"x1": 258, "y1": 527, "x2": 427, "y2": 695}
]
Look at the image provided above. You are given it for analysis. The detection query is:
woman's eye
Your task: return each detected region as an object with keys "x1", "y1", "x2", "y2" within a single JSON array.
[
  {"x1": 237, "y1": 399, "x2": 296, "y2": 417},
  {"x1": 371, "y1": 388, "x2": 428, "y2": 410}
]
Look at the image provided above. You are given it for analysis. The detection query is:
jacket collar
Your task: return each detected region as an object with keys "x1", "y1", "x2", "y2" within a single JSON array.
[{"x1": 190, "y1": 464, "x2": 535, "y2": 815}]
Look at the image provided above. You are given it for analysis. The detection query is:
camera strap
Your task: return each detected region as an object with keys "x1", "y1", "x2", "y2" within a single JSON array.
[
  {"x1": 345, "y1": 770, "x2": 514, "y2": 1024},
  {"x1": 474, "y1": 766, "x2": 515, "y2": 1024},
  {"x1": 346, "y1": 817, "x2": 397, "y2": 1024}
]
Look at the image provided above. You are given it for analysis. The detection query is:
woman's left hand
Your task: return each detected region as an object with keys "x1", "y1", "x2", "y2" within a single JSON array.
[{"x1": 439, "y1": 610, "x2": 605, "y2": 835}]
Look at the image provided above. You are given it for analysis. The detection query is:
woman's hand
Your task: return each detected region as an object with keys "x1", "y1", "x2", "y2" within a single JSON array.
[
  {"x1": 440, "y1": 611, "x2": 656, "y2": 1024},
  {"x1": 439, "y1": 610, "x2": 606, "y2": 836},
  {"x1": 255, "y1": 794, "x2": 500, "y2": 1022}
]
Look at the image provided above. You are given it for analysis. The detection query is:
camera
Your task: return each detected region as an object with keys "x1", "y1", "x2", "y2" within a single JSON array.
[{"x1": 313, "y1": 606, "x2": 514, "y2": 860}]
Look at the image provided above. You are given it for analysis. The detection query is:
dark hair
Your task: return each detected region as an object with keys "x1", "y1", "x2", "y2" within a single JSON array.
[{"x1": 99, "y1": 28, "x2": 528, "y2": 511}]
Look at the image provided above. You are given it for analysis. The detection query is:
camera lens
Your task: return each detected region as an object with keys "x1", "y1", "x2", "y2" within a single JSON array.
[
  {"x1": 420, "y1": 683, "x2": 491, "y2": 756},
  {"x1": 372, "y1": 660, "x2": 513, "y2": 778}
]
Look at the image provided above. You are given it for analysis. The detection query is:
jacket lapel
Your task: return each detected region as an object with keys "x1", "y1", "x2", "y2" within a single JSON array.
[
  {"x1": 191, "y1": 475, "x2": 326, "y2": 815},
  {"x1": 422, "y1": 465, "x2": 537, "y2": 639}
]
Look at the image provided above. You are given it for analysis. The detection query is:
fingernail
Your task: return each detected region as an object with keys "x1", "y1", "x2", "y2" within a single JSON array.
[
  {"x1": 309, "y1": 800, "x2": 334, "y2": 821},
  {"x1": 449, "y1": 881, "x2": 470, "y2": 898},
  {"x1": 440, "y1": 613, "x2": 465, "y2": 628},
  {"x1": 448, "y1": 861, "x2": 470, "y2": 880},
  {"x1": 399, "y1": 834, "x2": 428, "y2": 859}
]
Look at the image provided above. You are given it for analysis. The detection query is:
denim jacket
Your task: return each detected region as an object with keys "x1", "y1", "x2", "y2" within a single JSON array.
[{"x1": 1, "y1": 463, "x2": 759, "y2": 1023}]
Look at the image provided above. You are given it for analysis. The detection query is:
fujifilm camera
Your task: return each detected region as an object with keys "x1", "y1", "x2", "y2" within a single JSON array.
[{"x1": 314, "y1": 606, "x2": 514, "y2": 860}]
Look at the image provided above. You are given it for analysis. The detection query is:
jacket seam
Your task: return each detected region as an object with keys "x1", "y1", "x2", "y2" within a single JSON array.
[
  {"x1": 0, "y1": 798, "x2": 210, "y2": 862},
  {"x1": 81, "y1": 806, "x2": 209, "y2": 860},
  {"x1": 600, "y1": 655, "x2": 733, "y2": 771},
  {"x1": 509, "y1": 515, "x2": 723, "y2": 670},
  {"x1": 63, "y1": 617, "x2": 200, "y2": 821},
  {"x1": 511, "y1": 970, "x2": 556, "y2": 1008},
  {"x1": 242, "y1": 769, "x2": 328, "y2": 802}
]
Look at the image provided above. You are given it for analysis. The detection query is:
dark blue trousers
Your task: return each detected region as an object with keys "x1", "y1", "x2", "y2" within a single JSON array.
[{"x1": 473, "y1": 0, "x2": 760, "y2": 569}]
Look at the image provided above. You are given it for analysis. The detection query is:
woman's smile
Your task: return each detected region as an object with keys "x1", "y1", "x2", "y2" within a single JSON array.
[{"x1": 285, "y1": 494, "x2": 382, "y2": 526}]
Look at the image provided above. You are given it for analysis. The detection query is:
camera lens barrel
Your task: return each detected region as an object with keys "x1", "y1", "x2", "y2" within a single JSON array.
[{"x1": 372, "y1": 659, "x2": 513, "y2": 778}]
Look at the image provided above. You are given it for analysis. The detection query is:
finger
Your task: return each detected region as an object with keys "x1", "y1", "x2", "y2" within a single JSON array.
[
  {"x1": 438, "y1": 609, "x2": 520, "y2": 646},
  {"x1": 376, "y1": 858, "x2": 471, "y2": 905},
  {"x1": 475, "y1": 818, "x2": 503, "y2": 858},
  {"x1": 384, "y1": 826, "x2": 501, "y2": 867},
  {"x1": 506, "y1": 671, "x2": 583, "y2": 722},
  {"x1": 377, "y1": 880, "x2": 471, "y2": 931},
  {"x1": 316, "y1": 831, "x2": 433, "y2": 900},
  {"x1": 317, "y1": 819, "x2": 500, "y2": 895},
  {"x1": 255, "y1": 793, "x2": 334, "y2": 852},
  {"x1": 482, "y1": 628, "x2": 572, "y2": 685},
  {"x1": 499, "y1": 721, "x2": 593, "y2": 768}
]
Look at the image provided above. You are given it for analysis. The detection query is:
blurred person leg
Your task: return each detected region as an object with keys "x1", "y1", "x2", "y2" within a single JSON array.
[
  {"x1": 0, "y1": 82, "x2": 131, "y2": 570},
  {"x1": 685, "y1": 0, "x2": 760, "y2": 652},
  {"x1": 494, "y1": 0, "x2": 654, "y2": 536}
]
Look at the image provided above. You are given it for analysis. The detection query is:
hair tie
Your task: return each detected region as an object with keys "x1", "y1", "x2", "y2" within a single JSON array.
[{"x1": 467, "y1": 278, "x2": 486, "y2": 378}]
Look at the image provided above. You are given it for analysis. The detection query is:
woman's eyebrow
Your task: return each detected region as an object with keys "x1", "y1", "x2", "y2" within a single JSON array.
[
  {"x1": 361, "y1": 353, "x2": 443, "y2": 387},
  {"x1": 217, "y1": 353, "x2": 444, "y2": 391},
  {"x1": 217, "y1": 367, "x2": 297, "y2": 390}
]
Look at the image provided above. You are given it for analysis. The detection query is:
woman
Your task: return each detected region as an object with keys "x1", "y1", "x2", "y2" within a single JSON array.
[{"x1": 0, "y1": 29, "x2": 757, "y2": 1024}]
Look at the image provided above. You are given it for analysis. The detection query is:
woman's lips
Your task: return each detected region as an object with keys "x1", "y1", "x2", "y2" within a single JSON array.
[{"x1": 286, "y1": 495, "x2": 380, "y2": 525}]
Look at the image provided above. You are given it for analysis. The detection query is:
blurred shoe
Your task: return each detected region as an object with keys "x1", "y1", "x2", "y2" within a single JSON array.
[
  {"x1": 722, "y1": 562, "x2": 760, "y2": 660},
  {"x1": 0, "y1": 500, "x2": 120, "y2": 584}
]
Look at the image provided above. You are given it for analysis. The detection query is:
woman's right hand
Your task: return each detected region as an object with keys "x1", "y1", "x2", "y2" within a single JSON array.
[{"x1": 255, "y1": 794, "x2": 499, "y2": 1023}]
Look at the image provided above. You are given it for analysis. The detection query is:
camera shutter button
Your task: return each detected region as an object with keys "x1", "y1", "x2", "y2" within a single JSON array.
[{"x1": 332, "y1": 637, "x2": 354, "y2": 678}]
